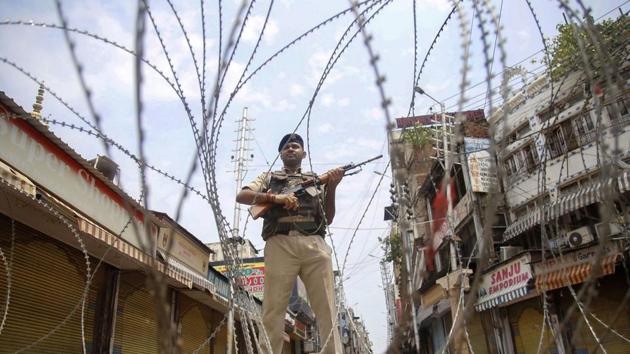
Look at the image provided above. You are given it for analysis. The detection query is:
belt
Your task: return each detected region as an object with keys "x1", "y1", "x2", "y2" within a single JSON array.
[{"x1": 275, "y1": 222, "x2": 324, "y2": 236}]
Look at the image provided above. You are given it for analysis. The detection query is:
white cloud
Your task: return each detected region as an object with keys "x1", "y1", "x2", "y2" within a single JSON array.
[
  {"x1": 317, "y1": 122, "x2": 335, "y2": 133},
  {"x1": 337, "y1": 97, "x2": 350, "y2": 107},
  {"x1": 321, "y1": 93, "x2": 334, "y2": 107},
  {"x1": 419, "y1": 0, "x2": 450, "y2": 12},
  {"x1": 242, "y1": 16, "x2": 279, "y2": 45},
  {"x1": 289, "y1": 84, "x2": 304, "y2": 97}
]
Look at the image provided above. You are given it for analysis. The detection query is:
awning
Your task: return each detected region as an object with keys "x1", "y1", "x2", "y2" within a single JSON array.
[
  {"x1": 475, "y1": 286, "x2": 529, "y2": 312},
  {"x1": 77, "y1": 217, "x2": 150, "y2": 264},
  {"x1": 78, "y1": 218, "x2": 204, "y2": 289},
  {"x1": 547, "y1": 178, "x2": 616, "y2": 221},
  {"x1": 158, "y1": 251, "x2": 216, "y2": 292},
  {"x1": 535, "y1": 254, "x2": 619, "y2": 293},
  {"x1": 503, "y1": 208, "x2": 543, "y2": 241},
  {"x1": 504, "y1": 170, "x2": 630, "y2": 241}
]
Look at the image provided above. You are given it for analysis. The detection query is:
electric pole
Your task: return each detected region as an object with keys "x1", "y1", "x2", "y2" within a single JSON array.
[{"x1": 227, "y1": 107, "x2": 253, "y2": 354}]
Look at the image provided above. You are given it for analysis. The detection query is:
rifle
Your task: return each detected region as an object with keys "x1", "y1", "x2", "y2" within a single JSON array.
[{"x1": 249, "y1": 154, "x2": 383, "y2": 219}]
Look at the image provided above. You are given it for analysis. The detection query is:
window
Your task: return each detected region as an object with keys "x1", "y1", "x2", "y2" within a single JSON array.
[
  {"x1": 522, "y1": 144, "x2": 539, "y2": 172},
  {"x1": 504, "y1": 143, "x2": 538, "y2": 178},
  {"x1": 516, "y1": 123, "x2": 531, "y2": 138},
  {"x1": 572, "y1": 112, "x2": 596, "y2": 145},
  {"x1": 545, "y1": 120, "x2": 578, "y2": 159},
  {"x1": 606, "y1": 97, "x2": 629, "y2": 122}
]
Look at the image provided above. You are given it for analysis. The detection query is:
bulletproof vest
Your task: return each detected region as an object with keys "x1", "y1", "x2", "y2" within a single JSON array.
[{"x1": 261, "y1": 170, "x2": 325, "y2": 239}]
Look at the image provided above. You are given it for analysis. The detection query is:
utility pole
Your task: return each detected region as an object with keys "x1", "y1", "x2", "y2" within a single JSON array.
[
  {"x1": 227, "y1": 107, "x2": 253, "y2": 354},
  {"x1": 379, "y1": 259, "x2": 395, "y2": 344},
  {"x1": 416, "y1": 86, "x2": 471, "y2": 353}
]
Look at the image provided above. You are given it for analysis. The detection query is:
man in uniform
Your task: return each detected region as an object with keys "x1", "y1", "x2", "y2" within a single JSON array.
[{"x1": 236, "y1": 133, "x2": 344, "y2": 354}]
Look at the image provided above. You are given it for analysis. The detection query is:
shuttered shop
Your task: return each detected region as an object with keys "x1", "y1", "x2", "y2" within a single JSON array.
[
  {"x1": 0, "y1": 215, "x2": 104, "y2": 352},
  {"x1": 179, "y1": 293, "x2": 214, "y2": 354},
  {"x1": 560, "y1": 273, "x2": 630, "y2": 354},
  {"x1": 113, "y1": 272, "x2": 159, "y2": 353},
  {"x1": 507, "y1": 297, "x2": 558, "y2": 354}
]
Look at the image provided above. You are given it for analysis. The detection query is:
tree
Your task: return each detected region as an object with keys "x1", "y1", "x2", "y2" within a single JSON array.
[
  {"x1": 548, "y1": 15, "x2": 629, "y2": 81},
  {"x1": 379, "y1": 232, "x2": 402, "y2": 264},
  {"x1": 400, "y1": 124, "x2": 432, "y2": 148}
]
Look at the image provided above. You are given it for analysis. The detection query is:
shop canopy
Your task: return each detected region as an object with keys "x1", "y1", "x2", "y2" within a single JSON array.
[
  {"x1": 503, "y1": 170, "x2": 630, "y2": 241},
  {"x1": 534, "y1": 242, "x2": 622, "y2": 293}
]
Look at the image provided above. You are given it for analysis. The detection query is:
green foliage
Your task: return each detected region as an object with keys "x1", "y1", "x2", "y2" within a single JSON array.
[
  {"x1": 548, "y1": 16, "x2": 629, "y2": 81},
  {"x1": 401, "y1": 124, "x2": 432, "y2": 148},
  {"x1": 379, "y1": 232, "x2": 403, "y2": 264}
]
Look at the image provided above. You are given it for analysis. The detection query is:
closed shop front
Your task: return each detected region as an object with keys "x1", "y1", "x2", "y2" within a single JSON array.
[
  {"x1": 179, "y1": 293, "x2": 214, "y2": 354},
  {"x1": 507, "y1": 297, "x2": 558, "y2": 354},
  {"x1": 113, "y1": 272, "x2": 159, "y2": 353},
  {"x1": 558, "y1": 270, "x2": 630, "y2": 353},
  {"x1": 0, "y1": 215, "x2": 104, "y2": 353}
]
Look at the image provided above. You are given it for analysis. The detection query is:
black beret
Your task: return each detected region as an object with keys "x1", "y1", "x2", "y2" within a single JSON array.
[{"x1": 278, "y1": 133, "x2": 304, "y2": 152}]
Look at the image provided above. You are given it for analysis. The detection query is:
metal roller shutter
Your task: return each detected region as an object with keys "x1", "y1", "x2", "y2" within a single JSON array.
[
  {"x1": 0, "y1": 215, "x2": 102, "y2": 353},
  {"x1": 113, "y1": 272, "x2": 159, "y2": 353},
  {"x1": 179, "y1": 294, "x2": 212, "y2": 354}
]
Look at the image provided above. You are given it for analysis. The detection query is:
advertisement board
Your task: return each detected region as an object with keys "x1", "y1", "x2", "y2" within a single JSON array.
[
  {"x1": 214, "y1": 260, "x2": 266, "y2": 299},
  {"x1": 467, "y1": 150, "x2": 498, "y2": 193}
]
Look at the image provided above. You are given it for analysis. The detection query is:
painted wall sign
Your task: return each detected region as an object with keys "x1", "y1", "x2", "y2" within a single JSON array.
[{"x1": 0, "y1": 113, "x2": 148, "y2": 248}]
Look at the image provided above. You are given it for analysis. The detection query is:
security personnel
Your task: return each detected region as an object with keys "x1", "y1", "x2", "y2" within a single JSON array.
[{"x1": 236, "y1": 133, "x2": 344, "y2": 354}]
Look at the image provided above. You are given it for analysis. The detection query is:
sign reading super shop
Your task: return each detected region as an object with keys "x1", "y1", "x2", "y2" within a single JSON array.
[{"x1": 213, "y1": 258, "x2": 266, "y2": 300}]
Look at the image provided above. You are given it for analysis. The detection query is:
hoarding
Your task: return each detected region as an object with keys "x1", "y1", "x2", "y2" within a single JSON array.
[{"x1": 213, "y1": 260, "x2": 266, "y2": 299}]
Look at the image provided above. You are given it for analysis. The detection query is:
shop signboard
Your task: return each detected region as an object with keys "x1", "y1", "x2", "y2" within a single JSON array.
[
  {"x1": 463, "y1": 137, "x2": 490, "y2": 154},
  {"x1": 213, "y1": 260, "x2": 266, "y2": 299},
  {"x1": 534, "y1": 242, "x2": 619, "y2": 273},
  {"x1": 475, "y1": 253, "x2": 533, "y2": 311},
  {"x1": 158, "y1": 227, "x2": 209, "y2": 275},
  {"x1": 467, "y1": 150, "x2": 498, "y2": 193},
  {"x1": 533, "y1": 242, "x2": 620, "y2": 292},
  {"x1": 0, "y1": 113, "x2": 148, "y2": 248}
]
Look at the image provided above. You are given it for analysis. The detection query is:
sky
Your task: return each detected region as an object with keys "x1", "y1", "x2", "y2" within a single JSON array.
[{"x1": 0, "y1": 0, "x2": 627, "y2": 352}]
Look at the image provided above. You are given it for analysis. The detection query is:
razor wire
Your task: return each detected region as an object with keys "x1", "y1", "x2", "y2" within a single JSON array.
[{"x1": 0, "y1": 0, "x2": 629, "y2": 353}]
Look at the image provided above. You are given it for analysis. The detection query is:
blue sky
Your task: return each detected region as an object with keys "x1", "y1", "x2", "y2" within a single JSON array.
[{"x1": 0, "y1": 0, "x2": 626, "y2": 351}]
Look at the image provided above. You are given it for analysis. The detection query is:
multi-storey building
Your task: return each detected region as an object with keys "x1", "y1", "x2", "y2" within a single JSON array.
[{"x1": 485, "y1": 62, "x2": 630, "y2": 353}]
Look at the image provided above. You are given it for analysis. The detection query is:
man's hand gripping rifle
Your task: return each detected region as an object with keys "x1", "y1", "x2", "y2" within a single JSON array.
[{"x1": 249, "y1": 154, "x2": 383, "y2": 219}]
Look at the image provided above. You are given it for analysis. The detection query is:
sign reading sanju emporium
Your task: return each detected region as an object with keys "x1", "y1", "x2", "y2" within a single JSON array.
[{"x1": 475, "y1": 253, "x2": 533, "y2": 311}]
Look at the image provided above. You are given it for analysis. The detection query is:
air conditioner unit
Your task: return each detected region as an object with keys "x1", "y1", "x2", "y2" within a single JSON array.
[
  {"x1": 566, "y1": 226, "x2": 595, "y2": 248},
  {"x1": 500, "y1": 246, "x2": 523, "y2": 261},
  {"x1": 594, "y1": 222, "x2": 624, "y2": 239}
]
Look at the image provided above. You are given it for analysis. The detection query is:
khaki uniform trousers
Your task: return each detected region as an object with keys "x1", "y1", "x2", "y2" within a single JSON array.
[{"x1": 262, "y1": 232, "x2": 342, "y2": 354}]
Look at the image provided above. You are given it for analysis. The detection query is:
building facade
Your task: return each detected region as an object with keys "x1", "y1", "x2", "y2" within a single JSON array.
[{"x1": 0, "y1": 89, "x2": 259, "y2": 353}]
